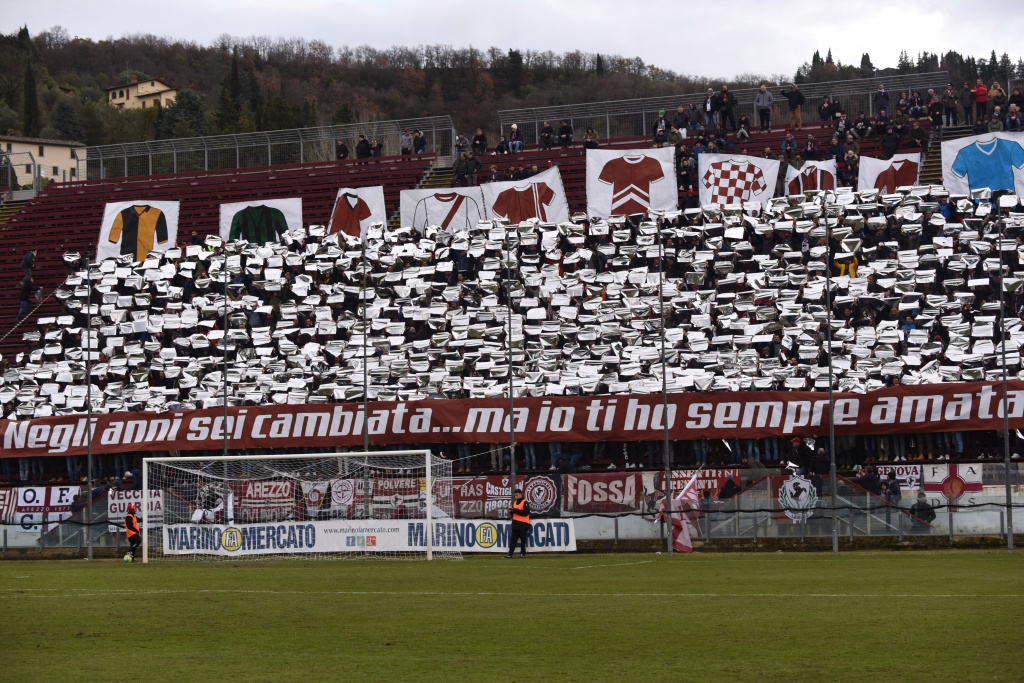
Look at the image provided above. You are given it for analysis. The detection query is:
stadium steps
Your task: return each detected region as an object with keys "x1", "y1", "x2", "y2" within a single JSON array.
[
  {"x1": 919, "y1": 125, "x2": 972, "y2": 185},
  {"x1": 0, "y1": 199, "x2": 28, "y2": 227}
]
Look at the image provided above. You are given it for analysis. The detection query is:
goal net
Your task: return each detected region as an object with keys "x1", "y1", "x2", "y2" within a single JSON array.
[{"x1": 141, "y1": 450, "x2": 460, "y2": 562}]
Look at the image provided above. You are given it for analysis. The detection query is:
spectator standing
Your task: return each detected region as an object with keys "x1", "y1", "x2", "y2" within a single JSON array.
[
  {"x1": 940, "y1": 85, "x2": 959, "y2": 127},
  {"x1": 465, "y1": 152, "x2": 482, "y2": 186},
  {"x1": 702, "y1": 88, "x2": 720, "y2": 129},
  {"x1": 335, "y1": 139, "x2": 349, "y2": 160},
  {"x1": 672, "y1": 105, "x2": 689, "y2": 131},
  {"x1": 974, "y1": 79, "x2": 989, "y2": 121},
  {"x1": 399, "y1": 129, "x2": 414, "y2": 155},
  {"x1": 652, "y1": 109, "x2": 669, "y2": 147},
  {"x1": 873, "y1": 83, "x2": 890, "y2": 114},
  {"x1": 718, "y1": 86, "x2": 737, "y2": 132},
  {"x1": 960, "y1": 82, "x2": 976, "y2": 126},
  {"x1": 451, "y1": 153, "x2": 470, "y2": 187},
  {"x1": 454, "y1": 132, "x2": 469, "y2": 157},
  {"x1": 413, "y1": 130, "x2": 427, "y2": 154},
  {"x1": 18, "y1": 275, "x2": 35, "y2": 320},
  {"x1": 989, "y1": 82, "x2": 1008, "y2": 116},
  {"x1": 686, "y1": 103, "x2": 702, "y2": 135},
  {"x1": 20, "y1": 250, "x2": 35, "y2": 279},
  {"x1": 369, "y1": 139, "x2": 383, "y2": 157},
  {"x1": 780, "y1": 84, "x2": 805, "y2": 130},
  {"x1": 909, "y1": 493, "x2": 936, "y2": 533},
  {"x1": 354, "y1": 135, "x2": 371, "y2": 162},
  {"x1": 818, "y1": 97, "x2": 834, "y2": 122},
  {"x1": 755, "y1": 84, "x2": 774, "y2": 132}
]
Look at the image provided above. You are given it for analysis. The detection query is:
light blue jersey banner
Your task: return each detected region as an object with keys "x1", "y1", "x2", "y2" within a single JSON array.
[{"x1": 941, "y1": 132, "x2": 1024, "y2": 195}]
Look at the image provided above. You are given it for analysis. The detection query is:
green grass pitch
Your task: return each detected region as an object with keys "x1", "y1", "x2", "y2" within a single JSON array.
[{"x1": 2, "y1": 550, "x2": 1021, "y2": 682}]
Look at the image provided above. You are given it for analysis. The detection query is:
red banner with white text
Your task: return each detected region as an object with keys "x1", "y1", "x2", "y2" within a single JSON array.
[{"x1": 2, "y1": 381, "x2": 1022, "y2": 458}]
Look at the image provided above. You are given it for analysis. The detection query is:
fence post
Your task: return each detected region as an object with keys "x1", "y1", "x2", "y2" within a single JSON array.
[
  {"x1": 613, "y1": 516, "x2": 618, "y2": 545},
  {"x1": 948, "y1": 509, "x2": 954, "y2": 542},
  {"x1": 1000, "y1": 510, "x2": 1005, "y2": 541}
]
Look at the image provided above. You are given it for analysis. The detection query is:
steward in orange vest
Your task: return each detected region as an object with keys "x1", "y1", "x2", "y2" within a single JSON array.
[
  {"x1": 506, "y1": 489, "x2": 531, "y2": 559},
  {"x1": 124, "y1": 503, "x2": 141, "y2": 563}
]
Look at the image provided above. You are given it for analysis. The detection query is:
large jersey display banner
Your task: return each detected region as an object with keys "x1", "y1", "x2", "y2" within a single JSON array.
[
  {"x1": 400, "y1": 187, "x2": 485, "y2": 232},
  {"x1": 218, "y1": 198, "x2": 303, "y2": 245},
  {"x1": 586, "y1": 148, "x2": 677, "y2": 218},
  {"x1": 480, "y1": 166, "x2": 569, "y2": 224},
  {"x1": 698, "y1": 153, "x2": 781, "y2": 207},
  {"x1": 941, "y1": 132, "x2": 1024, "y2": 195},
  {"x1": 785, "y1": 159, "x2": 837, "y2": 195},
  {"x1": 858, "y1": 153, "x2": 921, "y2": 193},
  {"x1": 326, "y1": 186, "x2": 387, "y2": 239},
  {"x1": 97, "y1": 200, "x2": 180, "y2": 263}
]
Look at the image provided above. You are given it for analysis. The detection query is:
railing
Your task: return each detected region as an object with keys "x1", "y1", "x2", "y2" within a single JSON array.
[
  {"x1": 0, "y1": 152, "x2": 40, "y2": 194},
  {"x1": 498, "y1": 71, "x2": 952, "y2": 144},
  {"x1": 75, "y1": 116, "x2": 457, "y2": 180}
]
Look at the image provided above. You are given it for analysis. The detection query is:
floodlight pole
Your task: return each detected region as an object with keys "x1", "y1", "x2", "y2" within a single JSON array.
[
  {"x1": 362, "y1": 240, "x2": 370, "y2": 519},
  {"x1": 826, "y1": 229, "x2": 839, "y2": 556},
  {"x1": 85, "y1": 262, "x2": 94, "y2": 561},
  {"x1": 656, "y1": 216, "x2": 672, "y2": 556},
  {"x1": 222, "y1": 255, "x2": 229, "y2": 458},
  {"x1": 997, "y1": 214, "x2": 1014, "y2": 554},
  {"x1": 506, "y1": 226, "x2": 516, "y2": 491}
]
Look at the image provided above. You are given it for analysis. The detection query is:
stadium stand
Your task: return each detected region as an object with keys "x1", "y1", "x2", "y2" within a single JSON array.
[{"x1": 2, "y1": 83, "x2": 1023, "y2": 483}]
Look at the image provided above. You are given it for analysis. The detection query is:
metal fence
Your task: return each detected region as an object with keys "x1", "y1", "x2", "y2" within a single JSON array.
[
  {"x1": 498, "y1": 71, "x2": 952, "y2": 144},
  {"x1": 75, "y1": 116, "x2": 456, "y2": 180},
  {"x1": 0, "y1": 152, "x2": 41, "y2": 194}
]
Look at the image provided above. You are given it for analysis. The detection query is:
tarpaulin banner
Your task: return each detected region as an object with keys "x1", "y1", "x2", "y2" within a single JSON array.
[
  {"x1": 97, "y1": 200, "x2": 179, "y2": 263},
  {"x1": 4, "y1": 381, "x2": 1024, "y2": 457},
  {"x1": 585, "y1": 147, "x2": 677, "y2": 218},
  {"x1": 562, "y1": 472, "x2": 643, "y2": 514},
  {"x1": 107, "y1": 489, "x2": 164, "y2": 532},
  {"x1": 218, "y1": 198, "x2": 302, "y2": 245},
  {"x1": 327, "y1": 186, "x2": 386, "y2": 239},
  {"x1": 13, "y1": 485, "x2": 79, "y2": 533},
  {"x1": 698, "y1": 153, "x2": 780, "y2": 208},
  {"x1": 452, "y1": 474, "x2": 561, "y2": 519},
  {"x1": 399, "y1": 187, "x2": 484, "y2": 232},
  {"x1": 874, "y1": 464, "x2": 923, "y2": 491},
  {"x1": 857, "y1": 153, "x2": 921, "y2": 193},
  {"x1": 161, "y1": 518, "x2": 576, "y2": 556},
  {"x1": 479, "y1": 166, "x2": 569, "y2": 224},
  {"x1": 941, "y1": 132, "x2": 1024, "y2": 196}
]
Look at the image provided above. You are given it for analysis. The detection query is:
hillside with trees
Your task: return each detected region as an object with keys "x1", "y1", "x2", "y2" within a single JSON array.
[{"x1": 1, "y1": 25, "x2": 1021, "y2": 149}]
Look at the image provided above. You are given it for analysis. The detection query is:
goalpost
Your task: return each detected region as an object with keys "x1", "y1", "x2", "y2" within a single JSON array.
[{"x1": 141, "y1": 450, "x2": 460, "y2": 563}]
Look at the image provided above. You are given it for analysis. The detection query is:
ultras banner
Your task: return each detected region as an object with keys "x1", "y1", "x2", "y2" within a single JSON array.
[
  {"x1": 4, "y1": 381, "x2": 1024, "y2": 457},
  {"x1": 161, "y1": 518, "x2": 577, "y2": 556}
]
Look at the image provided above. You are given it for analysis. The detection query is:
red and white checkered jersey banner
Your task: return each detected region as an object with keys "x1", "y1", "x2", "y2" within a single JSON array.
[
  {"x1": 785, "y1": 159, "x2": 837, "y2": 195},
  {"x1": 698, "y1": 154, "x2": 780, "y2": 208},
  {"x1": 586, "y1": 148, "x2": 677, "y2": 218},
  {"x1": 858, "y1": 153, "x2": 920, "y2": 194}
]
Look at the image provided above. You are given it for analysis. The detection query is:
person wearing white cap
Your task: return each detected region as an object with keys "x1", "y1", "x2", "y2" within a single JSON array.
[{"x1": 508, "y1": 124, "x2": 523, "y2": 153}]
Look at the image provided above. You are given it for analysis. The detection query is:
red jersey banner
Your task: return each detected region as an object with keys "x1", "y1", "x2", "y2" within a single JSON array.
[
  {"x1": 327, "y1": 186, "x2": 386, "y2": 239},
  {"x1": 857, "y1": 153, "x2": 921, "y2": 194},
  {"x1": 786, "y1": 159, "x2": 836, "y2": 195},
  {"x1": 698, "y1": 154, "x2": 780, "y2": 208},
  {"x1": 480, "y1": 166, "x2": 569, "y2": 224},
  {"x1": 586, "y1": 148, "x2": 677, "y2": 218}
]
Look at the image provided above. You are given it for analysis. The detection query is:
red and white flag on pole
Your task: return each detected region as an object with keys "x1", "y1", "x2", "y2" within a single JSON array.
[{"x1": 656, "y1": 469, "x2": 702, "y2": 553}]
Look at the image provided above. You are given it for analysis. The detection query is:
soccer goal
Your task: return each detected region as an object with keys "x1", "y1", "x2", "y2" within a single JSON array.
[{"x1": 141, "y1": 450, "x2": 460, "y2": 563}]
